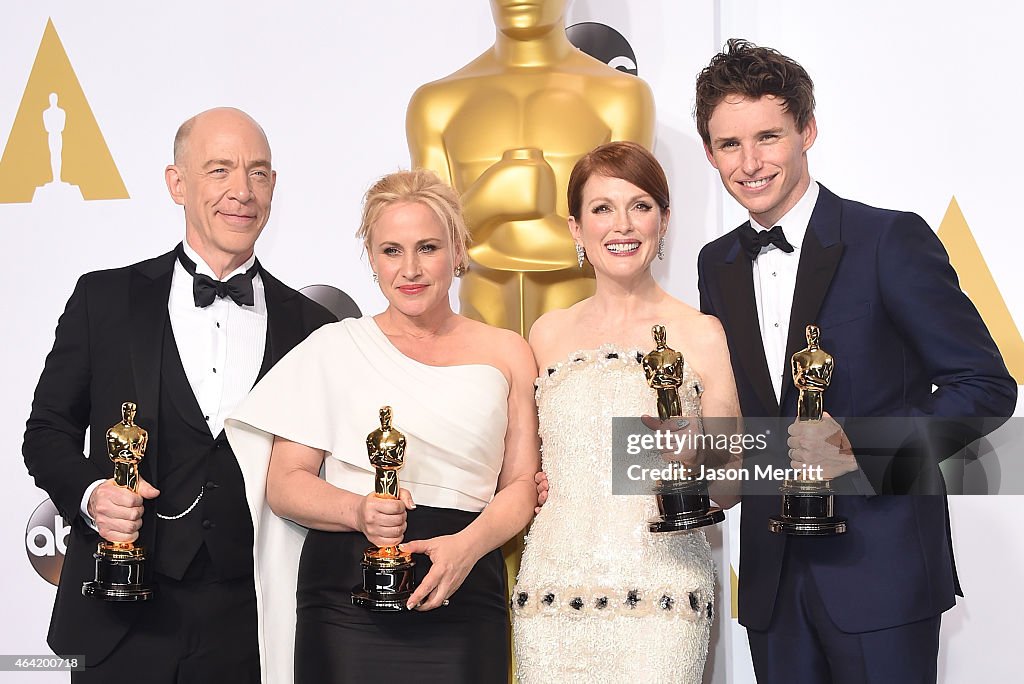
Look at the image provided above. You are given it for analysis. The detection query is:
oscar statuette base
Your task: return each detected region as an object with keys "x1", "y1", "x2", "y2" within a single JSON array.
[
  {"x1": 648, "y1": 479, "x2": 725, "y2": 533},
  {"x1": 82, "y1": 542, "x2": 154, "y2": 601},
  {"x1": 351, "y1": 547, "x2": 417, "y2": 612},
  {"x1": 768, "y1": 478, "x2": 847, "y2": 536}
]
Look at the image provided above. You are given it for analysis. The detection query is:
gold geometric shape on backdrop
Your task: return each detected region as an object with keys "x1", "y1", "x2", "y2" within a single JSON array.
[
  {"x1": 730, "y1": 563, "x2": 739, "y2": 619},
  {"x1": 0, "y1": 18, "x2": 128, "y2": 203},
  {"x1": 938, "y1": 196, "x2": 1023, "y2": 383}
]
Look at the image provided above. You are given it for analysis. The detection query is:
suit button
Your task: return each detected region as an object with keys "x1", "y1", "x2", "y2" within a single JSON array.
[{"x1": 202, "y1": 519, "x2": 213, "y2": 529}]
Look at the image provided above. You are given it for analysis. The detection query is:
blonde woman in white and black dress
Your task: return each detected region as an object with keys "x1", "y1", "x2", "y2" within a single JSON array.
[
  {"x1": 226, "y1": 169, "x2": 539, "y2": 684},
  {"x1": 513, "y1": 141, "x2": 741, "y2": 683}
]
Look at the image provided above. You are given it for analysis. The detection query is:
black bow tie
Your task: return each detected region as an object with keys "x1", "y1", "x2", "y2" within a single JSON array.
[
  {"x1": 738, "y1": 224, "x2": 795, "y2": 260},
  {"x1": 175, "y1": 243, "x2": 259, "y2": 308}
]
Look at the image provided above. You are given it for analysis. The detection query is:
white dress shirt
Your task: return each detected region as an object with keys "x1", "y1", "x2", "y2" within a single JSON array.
[
  {"x1": 168, "y1": 240, "x2": 267, "y2": 438},
  {"x1": 750, "y1": 180, "x2": 819, "y2": 402},
  {"x1": 81, "y1": 242, "x2": 267, "y2": 524}
]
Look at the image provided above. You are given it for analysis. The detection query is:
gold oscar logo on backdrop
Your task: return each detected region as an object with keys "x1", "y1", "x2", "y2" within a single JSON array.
[
  {"x1": 0, "y1": 18, "x2": 128, "y2": 203},
  {"x1": 938, "y1": 197, "x2": 1024, "y2": 383}
]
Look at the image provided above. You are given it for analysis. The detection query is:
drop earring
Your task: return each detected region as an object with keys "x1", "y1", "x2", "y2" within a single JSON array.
[
  {"x1": 576, "y1": 242, "x2": 586, "y2": 268},
  {"x1": 657, "y1": 236, "x2": 665, "y2": 261}
]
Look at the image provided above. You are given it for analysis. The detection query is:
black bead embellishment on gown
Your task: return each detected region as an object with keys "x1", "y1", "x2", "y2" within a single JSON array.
[
  {"x1": 516, "y1": 592, "x2": 529, "y2": 608},
  {"x1": 659, "y1": 595, "x2": 674, "y2": 610},
  {"x1": 547, "y1": 367, "x2": 556, "y2": 376},
  {"x1": 542, "y1": 593, "x2": 555, "y2": 606},
  {"x1": 595, "y1": 596, "x2": 608, "y2": 609},
  {"x1": 689, "y1": 592, "x2": 700, "y2": 611},
  {"x1": 569, "y1": 597, "x2": 583, "y2": 610},
  {"x1": 626, "y1": 590, "x2": 640, "y2": 608},
  {"x1": 706, "y1": 602, "x2": 713, "y2": 620},
  {"x1": 606, "y1": 352, "x2": 618, "y2": 359}
]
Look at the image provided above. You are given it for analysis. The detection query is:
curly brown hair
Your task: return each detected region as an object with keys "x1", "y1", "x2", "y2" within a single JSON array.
[{"x1": 694, "y1": 38, "x2": 815, "y2": 146}]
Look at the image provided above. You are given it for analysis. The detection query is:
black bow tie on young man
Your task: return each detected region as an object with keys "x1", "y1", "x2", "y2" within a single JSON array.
[
  {"x1": 175, "y1": 243, "x2": 259, "y2": 308},
  {"x1": 738, "y1": 224, "x2": 795, "y2": 261}
]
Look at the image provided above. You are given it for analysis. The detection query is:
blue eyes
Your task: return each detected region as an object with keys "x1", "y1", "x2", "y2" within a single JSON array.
[{"x1": 382, "y1": 244, "x2": 440, "y2": 256}]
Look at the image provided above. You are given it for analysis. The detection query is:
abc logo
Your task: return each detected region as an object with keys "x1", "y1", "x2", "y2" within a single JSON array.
[{"x1": 26, "y1": 499, "x2": 68, "y2": 586}]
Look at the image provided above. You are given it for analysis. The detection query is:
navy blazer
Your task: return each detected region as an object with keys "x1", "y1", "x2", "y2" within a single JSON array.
[{"x1": 697, "y1": 184, "x2": 1016, "y2": 633}]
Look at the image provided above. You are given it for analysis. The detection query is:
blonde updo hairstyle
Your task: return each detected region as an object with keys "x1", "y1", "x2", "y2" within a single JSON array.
[{"x1": 356, "y1": 168, "x2": 471, "y2": 272}]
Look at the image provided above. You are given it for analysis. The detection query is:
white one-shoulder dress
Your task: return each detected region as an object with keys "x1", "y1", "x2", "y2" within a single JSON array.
[{"x1": 226, "y1": 316, "x2": 510, "y2": 684}]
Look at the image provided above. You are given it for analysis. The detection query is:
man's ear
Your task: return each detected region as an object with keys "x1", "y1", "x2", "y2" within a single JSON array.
[
  {"x1": 800, "y1": 116, "x2": 818, "y2": 154},
  {"x1": 704, "y1": 143, "x2": 719, "y2": 169},
  {"x1": 165, "y1": 165, "x2": 185, "y2": 207}
]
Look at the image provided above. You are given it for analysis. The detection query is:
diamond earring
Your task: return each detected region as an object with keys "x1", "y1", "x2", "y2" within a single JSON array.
[
  {"x1": 657, "y1": 236, "x2": 666, "y2": 261},
  {"x1": 372, "y1": 272, "x2": 378, "y2": 283},
  {"x1": 576, "y1": 242, "x2": 586, "y2": 268}
]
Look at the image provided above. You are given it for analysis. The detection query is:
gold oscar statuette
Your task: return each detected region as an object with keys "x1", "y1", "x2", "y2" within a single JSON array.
[
  {"x1": 82, "y1": 401, "x2": 155, "y2": 601},
  {"x1": 643, "y1": 325, "x2": 724, "y2": 532},
  {"x1": 768, "y1": 324, "x2": 848, "y2": 535},
  {"x1": 351, "y1": 406, "x2": 419, "y2": 611},
  {"x1": 406, "y1": 0, "x2": 656, "y2": 336}
]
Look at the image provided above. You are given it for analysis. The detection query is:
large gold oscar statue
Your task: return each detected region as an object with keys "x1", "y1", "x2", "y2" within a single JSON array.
[{"x1": 407, "y1": 0, "x2": 655, "y2": 336}]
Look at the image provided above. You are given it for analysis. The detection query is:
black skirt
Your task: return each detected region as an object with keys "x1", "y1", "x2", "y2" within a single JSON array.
[{"x1": 294, "y1": 505, "x2": 509, "y2": 683}]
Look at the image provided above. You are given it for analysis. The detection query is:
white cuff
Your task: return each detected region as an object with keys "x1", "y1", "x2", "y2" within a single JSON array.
[{"x1": 80, "y1": 479, "x2": 106, "y2": 532}]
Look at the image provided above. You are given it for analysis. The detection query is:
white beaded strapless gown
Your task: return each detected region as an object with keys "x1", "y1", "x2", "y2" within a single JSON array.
[{"x1": 513, "y1": 347, "x2": 715, "y2": 684}]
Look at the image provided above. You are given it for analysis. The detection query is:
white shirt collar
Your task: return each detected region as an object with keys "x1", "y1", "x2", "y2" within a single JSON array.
[
  {"x1": 750, "y1": 179, "x2": 819, "y2": 252},
  {"x1": 181, "y1": 240, "x2": 257, "y2": 280}
]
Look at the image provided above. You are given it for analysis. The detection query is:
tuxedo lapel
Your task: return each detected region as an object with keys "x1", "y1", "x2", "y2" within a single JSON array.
[
  {"x1": 781, "y1": 187, "x2": 844, "y2": 408},
  {"x1": 259, "y1": 269, "x2": 302, "y2": 382},
  {"x1": 715, "y1": 226, "x2": 779, "y2": 416},
  {"x1": 129, "y1": 250, "x2": 176, "y2": 483}
]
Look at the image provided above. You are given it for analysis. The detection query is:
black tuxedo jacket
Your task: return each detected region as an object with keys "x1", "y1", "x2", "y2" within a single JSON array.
[
  {"x1": 23, "y1": 248, "x2": 335, "y2": 664},
  {"x1": 697, "y1": 185, "x2": 1016, "y2": 633}
]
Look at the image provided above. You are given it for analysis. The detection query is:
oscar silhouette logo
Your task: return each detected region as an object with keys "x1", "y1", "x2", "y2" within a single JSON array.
[{"x1": 0, "y1": 18, "x2": 128, "y2": 203}]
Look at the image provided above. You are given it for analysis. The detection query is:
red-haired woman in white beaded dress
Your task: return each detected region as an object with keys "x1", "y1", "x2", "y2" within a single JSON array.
[{"x1": 513, "y1": 142, "x2": 741, "y2": 683}]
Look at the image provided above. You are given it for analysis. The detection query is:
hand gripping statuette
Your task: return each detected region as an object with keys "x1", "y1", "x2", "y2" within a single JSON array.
[
  {"x1": 768, "y1": 324, "x2": 848, "y2": 535},
  {"x1": 643, "y1": 325, "x2": 724, "y2": 532},
  {"x1": 352, "y1": 406, "x2": 419, "y2": 611},
  {"x1": 82, "y1": 401, "x2": 154, "y2": 601}
]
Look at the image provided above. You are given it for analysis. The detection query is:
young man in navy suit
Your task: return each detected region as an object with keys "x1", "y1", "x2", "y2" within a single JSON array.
[
  {"x1": 23, "y1": 107, "x2": 335, "y2": 683},
  {"x1": 695, "y1": 40, "x2": 1016, "y2": 683}
]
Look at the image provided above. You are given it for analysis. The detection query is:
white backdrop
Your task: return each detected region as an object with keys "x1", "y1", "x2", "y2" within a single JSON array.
[{"x1": 1, "y1": 2, "x2": 1020, "y2": 682}]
